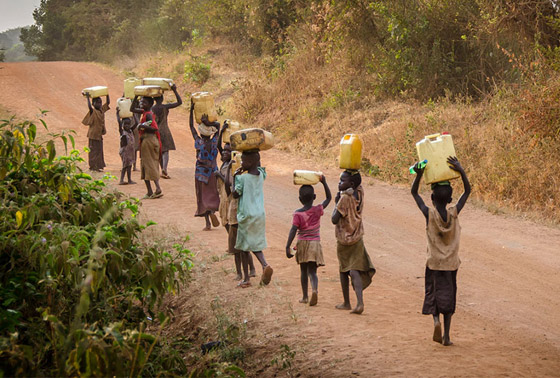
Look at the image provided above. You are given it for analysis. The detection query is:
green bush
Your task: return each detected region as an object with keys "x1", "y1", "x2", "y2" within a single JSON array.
[{"x1": 0, "y1": 116, "x2": 192, "y2": 376}]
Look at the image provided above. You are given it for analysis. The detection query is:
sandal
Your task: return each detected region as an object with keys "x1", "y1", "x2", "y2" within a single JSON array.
[
  {"x1": 236, "y1": 281, "x2": 251, "y2": 288},
  {"x1": 260, "y1": 265, "x2": 273, "y2": 286},
  {"x1": 151, "y1": 191, "x2": 163, "y2": 199}
]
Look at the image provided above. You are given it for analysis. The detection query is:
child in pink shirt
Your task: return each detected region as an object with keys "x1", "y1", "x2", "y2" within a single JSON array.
[{"x1": 286, "y1": 175, "x2": 331, "y2": 306}]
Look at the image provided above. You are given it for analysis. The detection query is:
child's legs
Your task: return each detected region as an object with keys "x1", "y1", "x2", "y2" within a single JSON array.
[
  {"x1": 161, "y1": 150, "x2": 169, "y2": 172},
  {"x1": 252, "y1": 251, "x2": 268, "y2": 268},
  {"x1": 240, "y1": 251, "x2": 250, "y2": 282},
  {"x1": 204, "y1": 213, "x2": 211, "y2": 229},
  {"x1": 307, "y1": 262, "x2": 318, "y2": 292},
  {"x1": 126, "y1": 166, "x2": 132, "y2": 182},
  {"x1": 299, "y1": 263, "x2": 309, "y2": 300},
  {"x1": 443, "y1": 314, "x2": 453, "y2": 345},
  {"x1": 349, "y1": 270, "x2": 364, "y2": 306},
  {"x1": 338, "y1": 272, "x2": 350, "y2": 306},
  {"x1": 120, "y1": 166, "x2": 127, "y2": 182},
  {"x1": 144, "y1": 180, "x2": 153, "y2": 195},
  {"x1": 153, "y1": 179, "x2": 161, "y2": 193}
]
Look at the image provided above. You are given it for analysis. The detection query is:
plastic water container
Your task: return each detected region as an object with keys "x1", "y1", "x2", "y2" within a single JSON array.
[
  {"x1": 222, "y1": 119, "x2": 242, "y2": 144},
  {"x1": 124, "y1": 78, "x2": 142, "y2": 99},
  {"x1": 293, "y1": 170, "x2": 323, "y2": 185},
  {"x1": 339, "y1": 134, "x2": 362, "y2": 170},
  {"x1": 231, "y1": 151, "x2": 242, "y2": 174},
  {"x1": 142, "y1": 77, "x2": 174, "y2": 90},
  {"x1": 117, "y1": 97, "x2": 133, "y2": 118},
  {"x1": 82, "y1": 86, "x2": 108, "y2": 98},
  {"x1": 134, "y1": 85, "x2": 164, "y2": 98},
  {"x1": 230, "y1": 128, "x2": 275, "y2": 152},
  {"x1": 191, "y1": 92, "x2": 218, "y2": 124},
  {"x1": 416, "y1": 133, "x2": 460, "y2": 184}
]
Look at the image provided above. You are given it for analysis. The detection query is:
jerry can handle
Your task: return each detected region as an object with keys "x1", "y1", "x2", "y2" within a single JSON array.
[{"x1": 425, "y1": 133, "x2": 441, "y2": 140}]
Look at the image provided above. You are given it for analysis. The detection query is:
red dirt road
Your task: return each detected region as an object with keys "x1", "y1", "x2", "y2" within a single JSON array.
[{"x1": 1, "y1": 62, "x2": 560, "y2": 377}]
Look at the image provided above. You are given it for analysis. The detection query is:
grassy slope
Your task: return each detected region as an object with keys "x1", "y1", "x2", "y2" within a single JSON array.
[{"x1": 115, "y1": 39, "x2": 560, "y2": 225}]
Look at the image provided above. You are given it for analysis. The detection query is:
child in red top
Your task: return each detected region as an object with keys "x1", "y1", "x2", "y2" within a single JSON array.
[{"x1": 286, "y1": 176, "x2": 331, "y2": 306}]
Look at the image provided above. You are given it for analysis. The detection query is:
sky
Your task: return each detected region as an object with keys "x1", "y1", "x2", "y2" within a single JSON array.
[{"x1": 0, "y1": 0, "x2": 41, "y2": 33}]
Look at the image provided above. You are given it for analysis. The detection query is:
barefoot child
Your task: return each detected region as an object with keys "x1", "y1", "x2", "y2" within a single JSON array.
[
  {"x1": 233, "y1": 150, "x2": 273, "y2": 287},
  {"x1": 152, "y1": 84, "x2": 182, "y2": 179},
  {"x1": 189, "y1": 100, "x2": 221, "y2": 230},
  {"x1": 331, "y1": 170, "x2": 376, "y2": 314},
  {"x1": 82, "y1": 93, "x2": 110, "y2": 172},
  {"x1": 131, "y1": 96, "x2": 163, "y2": 199},
  {"x1": 116, "y1": 111, "x2": 137, "y2": 185},
  {"x1": 285, "y1": 176, "x2": 331, "y2": 306},
  {"x1": 411, "y1": 156, "x2": 471, "y2": 346},
  {"x1": 216, "y1": 125, "x2": 256, "y2": 280}
]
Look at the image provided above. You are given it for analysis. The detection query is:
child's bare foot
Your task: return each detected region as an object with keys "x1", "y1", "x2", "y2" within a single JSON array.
[
  {"x1": 442, "y1": 335, "x2": 453, "y2": 346},
  {"x1": 299, "y1": 298, "x2": 308, "y2": 304},
  {"x1": 335, "y1": 303, "x2": 351, "y2": 310},
  {"x1": 118, "y1": 181, "x2": 128, "y2": 185},
  {"x1": 260, "y1": 265, "x2": 273, "y2": 285},
  {"x1": 202, "y1": 226, "x2": 212, "y2": 231},
  {"x1": 433, "y1": 322, "x2": 443, "y2": 344},
  {"x1": 234, "y1": 274, "x2": 242, "y2": 281},
  {"x1": 128, "y1": 181, "x2": 136, "y2": 185},
  {"x1": 309, "y1": 291, "x2": 318, "y2": 306},
  {"x1": 350, "y1": 304, "x2": 364, "y2": 314},
  {"x1": 249, "y1": 268, "x2": 256, "y2": 278}
]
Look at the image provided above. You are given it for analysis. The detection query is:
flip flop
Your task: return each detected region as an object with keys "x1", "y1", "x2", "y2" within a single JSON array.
[
  {"x1": 151, "y1": 192, "x2": 163, "y2": 199},
  {"x1": 209, "y1": 213, "x2": 220, "y2": 227},
  {"x1": 260, "y1": 265, "x2": 273, "y2": 286},
  {"x1": 236, "y1": 281, "x2": 251, "y2": 288}
]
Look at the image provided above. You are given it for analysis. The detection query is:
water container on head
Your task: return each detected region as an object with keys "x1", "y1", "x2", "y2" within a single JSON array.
[
  {"x1": 82, "y1": 86, "x2": 108, "y2": 98},
  {"x1": 134, "y1": 85, "x2": 164, "y2": 98},
  {"x1": 230, "y1": 128, "x2": 275, "y2": 152},
  {"x1": 293, "y1": 170, "x2": 323, "y2": 185},
  {"x1": 191, "y1": 92, "x2": 218, "y2": 124},
  {"x1": 117, "y1": 97, "x2": 133, "y2": 118},
  {"x1": 222, "y1": 119, "x2": 242, "y2": 144},
  {"x1": 339, "y1": 134, "x2": 362, "y2": 170},
  {"x1": 124, "y1": 78, "x2": 142, "y2": 99},
  {"x1": 142, "y1": 77, "x2": 174, "y2": 91},
  {"x1": 416, "y1": 133, "x2": 460, "y2": 185}
]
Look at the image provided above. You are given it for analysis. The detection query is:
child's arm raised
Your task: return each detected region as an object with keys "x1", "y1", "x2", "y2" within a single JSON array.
[
  {"x1": 163, "y1": 84, "x2": 182, "y2": 109},
  {"x1": 116, "y1": 108, "x2": 123, "y2": 135},
  {"x1": 85, "y1": 93, "x2": 93, "y2": 113},
  {"x1": 285, "y1": 226, "x2": 297, "y2": 259},
  {"x1": 130, "y1": 96, "x2": 143, "y2": 114},
  {"x1": 189, "y1": 99, "x2": 200, "y2": 140},
  {"x1": 105, "y1": 94, "x2": 110, "y2": 106},
  {"x1": 217, "y1": 120, "x2": 228, "y2": 155},
  {"x1": 411, "y1": 162, "x2": 429, "y2": 220},
  {"x1": 320, "y1": 175, "x2": 332, "y2": 209},
  {"x1": 447, "y1": 156, "x2": 471, "y2": 214}
]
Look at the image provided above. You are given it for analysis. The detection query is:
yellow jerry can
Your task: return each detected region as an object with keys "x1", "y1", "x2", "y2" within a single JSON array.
[
  {"x1": 293, "y1": 170, "x2": 323, "y2": 185},
  {"x1": 416, "y1": 133, "x2": 460, "y2": 185},
  {"x1": 339, "y1": 134, "x2": 362, "y2": 170},
  {"x1": 82, "y1": 86, "x2": 108, "y2": 98},
  {"x1": 230, "y1": 128, "x2": 275, "y2": 152}
]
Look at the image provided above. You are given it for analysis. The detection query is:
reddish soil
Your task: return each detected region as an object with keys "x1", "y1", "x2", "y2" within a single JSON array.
[{"x1": 1, "y1": 62, "x2": 560, "y2": 377}]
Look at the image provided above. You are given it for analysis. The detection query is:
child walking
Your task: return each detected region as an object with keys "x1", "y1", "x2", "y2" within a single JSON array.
[
  {"x1": 131, "y1": 96, "x2": 163, "y2": 199},
  {"x1": 189, "y1": 100, "x2": 221, "y2": 230},
  {"x1": 411, "y1": 156, "x2": 471, "y2": 346},
  {"x1": 216, "y1": 127, "x2": 256, "y2": 280},
  {"x1": 331, "y1": 170, "x2": 376, "y2": 314},
  {"x1": 152, "y1": 84, "x2": 182, "y2": 179},
  {"x1": 116, "y1": 110, "x2": 136, "y2": 185},
  {"x1": 285, "y1": 176, "x2": 331, "y2": 306},
  {"x1": 82, "y1": 93, "x2": 110, "y2": 172},
  {"x1": 233, "y1": 150, "x2": 273, "y2": 288}
]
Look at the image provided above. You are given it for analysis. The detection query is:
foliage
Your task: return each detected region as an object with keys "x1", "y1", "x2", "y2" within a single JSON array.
[
  {"x1": 0, "y1": 116, "x2": 192, "y2": 376},
  {"x1": 184, "y1": 54, "x2": 212, "y2": 84}
]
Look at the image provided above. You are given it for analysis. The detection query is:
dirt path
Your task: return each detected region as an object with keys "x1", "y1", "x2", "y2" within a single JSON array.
[{"x1": 1, "y1": 62, "x2": 560, "y2": 377}]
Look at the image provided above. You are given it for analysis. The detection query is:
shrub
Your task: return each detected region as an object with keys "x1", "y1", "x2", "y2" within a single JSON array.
[{"x1": 0, "y1": 116, "x2": 192, "y2": 376}]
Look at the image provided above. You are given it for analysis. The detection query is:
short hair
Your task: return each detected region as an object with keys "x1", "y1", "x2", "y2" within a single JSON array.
[
  {"x1": 345, "y1": 170, "x2": 362, "y2": 188},
  {"x1": 432, "y1": 183, "x2": 453, "y2": 203},
  {"x1": 142, "y1": 97, "x2": 154, "y2": 107},
  {"x1": 299, "y1": 185, "x2": 315, "y2": 203},
  {"x1": 241, "y1": 150, "x2": 260, "y2": 167}
]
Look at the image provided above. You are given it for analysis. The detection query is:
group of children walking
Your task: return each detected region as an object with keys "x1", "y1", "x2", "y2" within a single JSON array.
[{"x1": 82, "y1": 89, "x2": 471, "y2": 346}]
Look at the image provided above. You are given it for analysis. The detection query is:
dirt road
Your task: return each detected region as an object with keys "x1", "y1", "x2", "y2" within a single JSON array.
[{"x1": 1, "y1": 62, "x2": 559, "y2": 377}]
